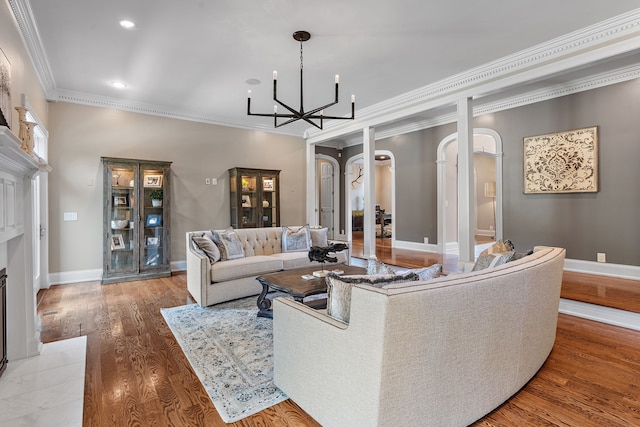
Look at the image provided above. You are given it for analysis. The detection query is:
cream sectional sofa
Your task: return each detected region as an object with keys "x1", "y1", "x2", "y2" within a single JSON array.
[
  {"x1": 186, "y1": 227, "x2": 348, "y2": 307},
  {"x1": 273, "y1": 246, "x2": 565, "y2": 427}
]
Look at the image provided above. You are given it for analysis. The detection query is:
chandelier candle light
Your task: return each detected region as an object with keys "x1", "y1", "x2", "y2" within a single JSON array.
[{"x1": 247, "y1": 30, "x2": 355, "y2": 129}]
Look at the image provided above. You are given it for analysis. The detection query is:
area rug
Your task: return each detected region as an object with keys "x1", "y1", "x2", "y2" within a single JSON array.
[{"x1": 160, "y1": 296, "x2": 287, "y2": 423}]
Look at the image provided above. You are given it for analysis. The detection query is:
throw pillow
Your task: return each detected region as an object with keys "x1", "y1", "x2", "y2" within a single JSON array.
[
  {"x1": 282, "y1": 225, "x2": 311, "y2": 252},
  {"x1": 511, "y1": 249, "x2": 534, "y2": 261},
  {"x1": 192, "y1": 234, "x2": 221, "y2": 264},
  {"x1": 366, "y1": 258, "x2": 395, "y2": 275},
  {"x1": 326, "y1": 272, "x2": 419, "y2": 323},
  {"x1": 472, "y1": 250, "x2": 515, "y2": 271},
  {"x1": 411, "y1": 263, "x2": 443, "y2": 280},
  {"x1": 309, "y1": 227, "x2": 329, "y2": 247},
  {"x1": 211, "y1": 227, "x2": 245, "y2": 260}
]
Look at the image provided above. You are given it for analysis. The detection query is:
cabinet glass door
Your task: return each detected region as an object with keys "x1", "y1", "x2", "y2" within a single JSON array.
[
  {"x1": 260, "y1": 173, "x2": 278, "y2": 227},
  {"x1": 141, "y1": 167, "x2": 165, "y2": 269},
  {"x1": 108, "y1": 165, "x2": 136, "y2": 273},
  {"x1": 240, "y1": 172, "x2": 258, "y2": 228}
]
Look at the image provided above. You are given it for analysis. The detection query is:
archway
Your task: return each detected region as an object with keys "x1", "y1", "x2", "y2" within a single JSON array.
[{"x1": 436, "y1": 128, "x2": 503, "y2": 255}]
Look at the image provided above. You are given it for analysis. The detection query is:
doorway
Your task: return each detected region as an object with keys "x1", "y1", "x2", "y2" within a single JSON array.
[
  {"x1": 345, "y1": 150, "x2": 395, "y2": 249},
  {"x1": 316, "y1": 155, "x2": 340, "y2": 240},
  {"x1": 437, "y1": 129, "x2": 503, "y2": 256}
]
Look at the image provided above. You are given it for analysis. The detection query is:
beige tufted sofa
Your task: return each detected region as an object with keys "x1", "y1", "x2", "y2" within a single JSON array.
[
  {"x1": 186, "y1": 227, "x2": 349, "y2": 307},
  {"x1": 273, "y1": 246, "x2": 565, "y2": 427}
]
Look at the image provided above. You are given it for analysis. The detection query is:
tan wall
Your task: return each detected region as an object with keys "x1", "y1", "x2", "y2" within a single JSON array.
[
  {"x1": 0, "y1": 2, "x2": 48, "y2": 130},
  {"x1": 47, "y1": 102, "x2": 306, "y2": 274}
]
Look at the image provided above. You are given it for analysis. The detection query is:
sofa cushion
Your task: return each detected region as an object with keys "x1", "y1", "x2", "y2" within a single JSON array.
[
  {"x1": 271, "y1": 250, "x2": 348, "y2": 270},
  {"x1": 212, "y1": 227, "x2": 245, "y2": 260},
  {"x1": 210, "y1": 255, "x2": 283, "y2": 282},
  {"x1": 282, "y1": 225, "x2": 311, "y2": 252},
  {"x1": 192, "y1": 234, "x2": 221, "y2": 264},
  {"x1": 367, "y1": 259, "x2": 395, "y2": 275},
  {"x1": 309, "y1": 227, "x2": 329, "y2": 247},
  {"x1": 326, "y1": 273, "x2": 419, "y2": 323}
]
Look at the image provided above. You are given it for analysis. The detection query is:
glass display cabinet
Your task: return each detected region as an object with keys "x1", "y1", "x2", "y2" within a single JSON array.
[
  {"x1": 101, "y1": 157, "x2": 172, "y2": 284},
  {"x1": 229, "y1": 167, "x2": 280, "y2": 228}
]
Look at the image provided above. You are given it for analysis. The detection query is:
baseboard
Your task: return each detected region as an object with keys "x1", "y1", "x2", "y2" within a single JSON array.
[
  {"x1": 394, "y1": 239, "x2": 440, "y2": 253},
  {"x1": 564, "y1": 258, "x2": 640, "y2": 280},
  {"x1": 559, "y1": 298, "x2": 640, "y2": 331},
  {"x1": 49, "y1": 262, "x2": 187, "y2": 286},
  {"x1": 48, "y1": 269, "x2": 102, "y2": 285}
]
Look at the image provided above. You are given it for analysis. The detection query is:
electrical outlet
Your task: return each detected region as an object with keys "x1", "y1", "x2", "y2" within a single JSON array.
[
  {"x1": 597, "y1": 252, "x2": 606, "y2": 263},
  {"x1": 205, "y1": 178, "x2": 210, "y2": 185}
]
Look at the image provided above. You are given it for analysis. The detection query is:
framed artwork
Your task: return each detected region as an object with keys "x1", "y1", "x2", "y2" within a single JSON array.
[
  {"x1": 114, "y1": 195, "x2": 128, "y2": 206},
  {"x1": 146, "y1": 236, "x2": 159, "y2": 246},
  {"x1": 241, "y1": 194, "x2": 251, "y2": 207},
  {"x1": 144, "y1": 174, "x2": 163, "y2": 188},
  {"x1": 523, "y1": 126, "x2": 598, "y2": 194},
  {"x1": 0, "y1": 48, "x2": 11, "y2": 128},
  {"x1": 111, "y1": 234, "x2": 125, "y2": 250},
  {"x1": 263, "y1": 179, "x2": 274, "y2": 191},
  {"x1": 145, "y1": 214, "x2": 162, "y2": 227}
]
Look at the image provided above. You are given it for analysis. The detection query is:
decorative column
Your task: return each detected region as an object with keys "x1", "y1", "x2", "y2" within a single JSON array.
[
  {"x1": 23, "y1": 121, "x2": 37, "y2": 156},
  {"x1": 457, "y1": 97, "x2": 475, "y2": 264}
]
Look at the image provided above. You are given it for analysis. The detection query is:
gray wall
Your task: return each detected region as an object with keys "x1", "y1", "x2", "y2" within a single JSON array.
[
  {"x1": 47, "y1": 102, "x2": 306, "y2": 274},
  {"x1": 339, "y1": 78, "x2": 640, "y2": 265},
  {"x1": 480, "y1": 78, "x2": 640, "y2": 265}
]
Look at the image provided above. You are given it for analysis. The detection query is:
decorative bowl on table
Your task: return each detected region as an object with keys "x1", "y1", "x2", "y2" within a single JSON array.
[{"x1": 111, "y1": 219, "x2": 129, "y2": 229}]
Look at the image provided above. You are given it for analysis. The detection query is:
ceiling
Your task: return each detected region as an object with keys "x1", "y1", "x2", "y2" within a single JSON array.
[{"x1": 22, "y1": 0, "x2": 640, "y2": 137}]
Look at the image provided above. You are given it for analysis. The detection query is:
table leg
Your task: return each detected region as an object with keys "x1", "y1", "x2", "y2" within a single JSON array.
[{"x1": 256, "y1": 278, "x2": 273, "y2": 318}]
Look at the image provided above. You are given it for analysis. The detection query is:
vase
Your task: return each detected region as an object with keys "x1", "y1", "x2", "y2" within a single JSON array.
[{"x1": 152, "y1": 199, "x2": 162, "y2": 207}]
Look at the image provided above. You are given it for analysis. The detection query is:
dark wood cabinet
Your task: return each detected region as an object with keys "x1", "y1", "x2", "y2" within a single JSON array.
[
  {"x1": 101, "y1": 157, "x2": 172, "y2": 284},
  {"x1": 229, "y1": 167, "x2": 280, "y2": 228}
]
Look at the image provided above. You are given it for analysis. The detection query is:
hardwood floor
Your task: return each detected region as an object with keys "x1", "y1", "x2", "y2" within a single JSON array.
[{"x1": 38, "y1": 270, "x2": 640, "y2": 426}]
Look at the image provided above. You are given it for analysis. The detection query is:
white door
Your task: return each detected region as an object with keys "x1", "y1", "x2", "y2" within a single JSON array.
[{"x1": 319, "y1": 161, "x2": 334, "y2": 239}]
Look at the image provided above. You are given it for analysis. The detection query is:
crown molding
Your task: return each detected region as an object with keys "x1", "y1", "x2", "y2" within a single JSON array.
[
  {"x1": 55, "y1": 89, "x2": 304, "y2": 137},
  {"x1": 307, "y1": 8, "x2": 640, "y2": 144},
  {"x1": 334, "y1": 62, "x2": 640, "y2": 147},
  {"x1": 8, "y1": 0, "x2": 57, "y2": 100}
]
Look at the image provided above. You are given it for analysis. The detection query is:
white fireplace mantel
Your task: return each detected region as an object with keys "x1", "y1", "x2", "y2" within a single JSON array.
[
  {"x1": 0, "y1": 126, "x2": 51, "y2": 179},
  {"x1": 0, "y1": 125, "x2": 51, "y2": 361}
]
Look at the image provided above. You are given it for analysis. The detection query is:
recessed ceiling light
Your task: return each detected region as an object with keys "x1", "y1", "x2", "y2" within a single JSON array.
[
  {"x1": 120, "y1": 20, "x2": 135, "y2": 29},
  {"x1": 110, "y1": 81, "x2": 127, "y2": 89}
]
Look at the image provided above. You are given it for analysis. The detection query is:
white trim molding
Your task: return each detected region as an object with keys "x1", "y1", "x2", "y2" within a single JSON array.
[
  {"x1": 306, "y1": 9, "x2": 640, "y2": 144},
  {"x1": 8, "y1": 0, "x2": 57, "y2": 99},
  {"x1": 559, "y1": 299, "x2": 640, "y2": 332}
]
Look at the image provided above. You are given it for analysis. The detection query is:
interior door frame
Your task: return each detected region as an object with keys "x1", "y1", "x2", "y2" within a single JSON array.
[{"x1": 315, "y1": 154, "x2": 340, "y2": 239}]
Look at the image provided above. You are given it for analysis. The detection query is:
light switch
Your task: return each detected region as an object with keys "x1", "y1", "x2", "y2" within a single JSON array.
[
  {"x1": 205, "y1": 178, "x2": 211, "y2": 185},
  {"x1": 211, "y1": 178, "x2": 217, "y2": 185},
  {"x1": 64, "y1": 212, "x2": 78, "y2": 221}
]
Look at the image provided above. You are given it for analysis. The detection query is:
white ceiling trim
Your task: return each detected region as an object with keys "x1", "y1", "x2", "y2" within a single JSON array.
[
  {"x1": 8, "y1": 0, "x2": 57, "y2": 99},
  {"x1": 55, "y1": 89, "x2": 302, "y2": 137},
  {"x1": 337, "y1": 63, "x2": 640, "y2": 146},
  {"x1": 306, "y1": 8, "x2": 640, "y2": 144}
]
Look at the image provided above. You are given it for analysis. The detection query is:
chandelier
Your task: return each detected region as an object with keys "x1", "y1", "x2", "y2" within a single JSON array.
[{"x1": 247, "y1": 30, "x2": 355, "y2": 129}]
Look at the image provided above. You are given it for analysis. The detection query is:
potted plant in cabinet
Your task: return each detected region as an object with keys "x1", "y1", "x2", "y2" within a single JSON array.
[{"x1": 149, "y1": 189, "x2": 163, "y2": 207}]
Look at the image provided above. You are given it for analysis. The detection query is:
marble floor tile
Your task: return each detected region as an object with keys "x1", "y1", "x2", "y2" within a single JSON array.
[{"x1": 0, "y1": 336, "x2": 86, "y2": 427}]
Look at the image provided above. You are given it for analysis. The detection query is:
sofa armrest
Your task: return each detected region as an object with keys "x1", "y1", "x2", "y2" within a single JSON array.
[{"x1": 186, "y1": 232, "x2": 210, "y2": 306}]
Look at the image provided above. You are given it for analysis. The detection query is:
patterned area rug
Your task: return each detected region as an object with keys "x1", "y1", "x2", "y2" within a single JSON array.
[{"x1": 160, "y1": 296, "x2": 287, "y2": 423}]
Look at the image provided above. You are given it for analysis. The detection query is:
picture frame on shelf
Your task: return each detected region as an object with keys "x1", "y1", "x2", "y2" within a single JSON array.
[
  {"x1": 145, "y1": 214, "x2": 162, "y2": 227},
  {"x1": 263, "y1": 179, "x2": 274, "y2": 191},
  {"x1": 144, "y1": 174, "x2": 163, "y2": 188},
  {"x1": 111, "y1": 234, "x2": 125, "y2": 250},
  {"x1": 114, "y1": 195, "x2": 128, "y2": 206},
  {"x1": 241, "y1": 194, "x2": 251, "y2": 207},
  {"x1": 146, "y1": 236, "x2": 159, "y2": 246}
]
